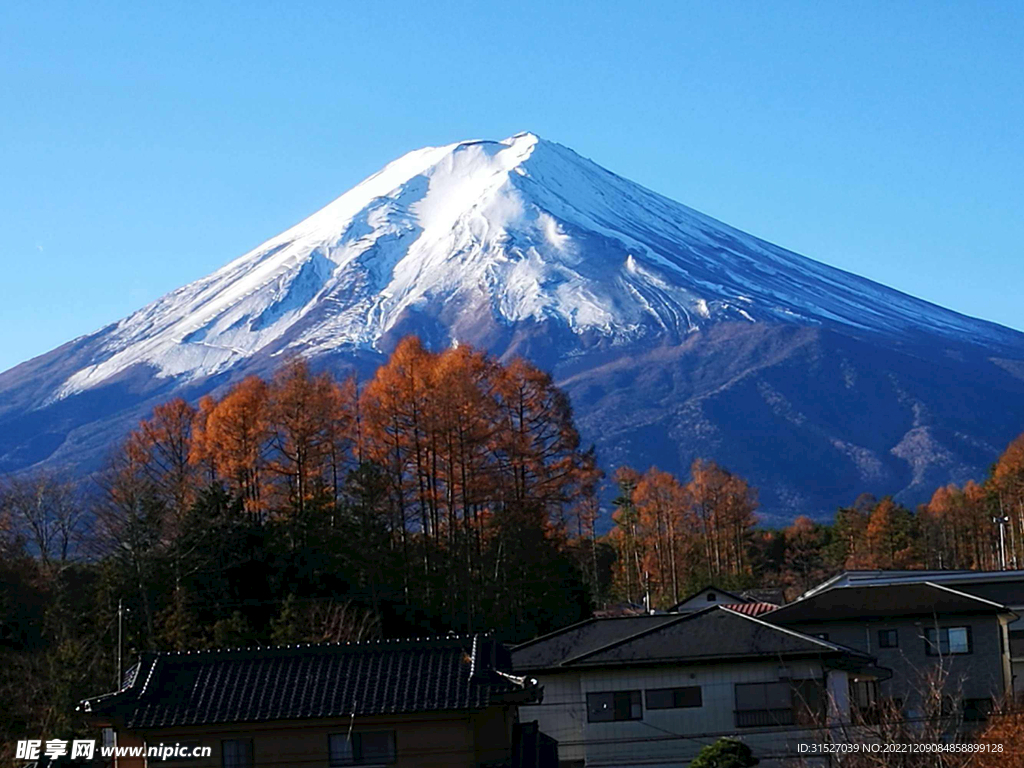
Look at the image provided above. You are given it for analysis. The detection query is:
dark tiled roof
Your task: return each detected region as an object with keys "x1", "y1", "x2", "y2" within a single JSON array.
[
  {"x1": 512, "y1": 607, "x2": 871, "y2": 672},
  {"x1": 80, "y1": 635, "x2": 533, "y2": 729},
  {"x1": 511, "y1": 614, "x2": 680, "y2": 671},
  {"x1": 768, "y1": 582, "x2": 1012, "y2": 624}
]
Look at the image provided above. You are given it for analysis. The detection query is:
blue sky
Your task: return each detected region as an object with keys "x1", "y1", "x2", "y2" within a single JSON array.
[{"x1": 2, "y1": 1, "x2": 1022, "y2": 373}]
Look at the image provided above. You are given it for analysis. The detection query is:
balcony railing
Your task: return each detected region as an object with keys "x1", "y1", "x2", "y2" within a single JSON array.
[{"x1": 735, "y1": 708, "x2": 796, "y2": 728}]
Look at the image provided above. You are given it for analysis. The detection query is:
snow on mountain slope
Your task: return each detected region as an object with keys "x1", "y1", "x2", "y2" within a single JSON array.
[{"x1": 49, "y1": 132, "x2": 1021, "y2": 402}]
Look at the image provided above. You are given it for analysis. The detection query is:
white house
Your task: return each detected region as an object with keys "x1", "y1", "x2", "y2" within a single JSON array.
[{"x1": 512, "y1": 606, "x2": 884, "y2": 768}]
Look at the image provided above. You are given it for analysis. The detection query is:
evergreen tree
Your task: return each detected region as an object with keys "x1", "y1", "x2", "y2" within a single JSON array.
[{"x1": 690, "y1": 738, "x2": 759, "y2": 768}]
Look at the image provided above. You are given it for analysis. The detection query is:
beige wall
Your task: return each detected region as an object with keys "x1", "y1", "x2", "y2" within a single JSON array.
[
  {"x1": 113, "y1": 729, "x2": 146, "y2": 768},
  {"x1": 114, "y1": 707, "x2": 515, "y2": 768}
]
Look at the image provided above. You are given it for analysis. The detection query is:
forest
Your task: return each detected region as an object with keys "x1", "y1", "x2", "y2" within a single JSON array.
[{"x1": 4, "y1": 335, "x2": 1024, "y2": 752}]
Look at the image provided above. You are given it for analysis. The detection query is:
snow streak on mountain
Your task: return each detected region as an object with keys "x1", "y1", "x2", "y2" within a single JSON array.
[{"x1": 5, "y1": 132, "x2": 1024, "y2": 518}]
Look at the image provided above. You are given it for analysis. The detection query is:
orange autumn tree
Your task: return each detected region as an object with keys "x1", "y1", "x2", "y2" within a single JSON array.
[
  {"x1": 633, "y1": 467, "x2": 693, "y2": 606},
  {"x1": 565, "y1": 447, "x2": 604, "y2": 599},
  {"x1": 360, "y1": 338, "x2": 496, "y2": 611},
  {"x1": 131, "y1": 398, "x2": 200, "y2": 522},
  {"x1": 265, "y1": 359, "x2": 356, "y2": 521},
  {"x1": 194, "y1": 375, "x2": 273, "y2": 515},
  {"x1": 920, "y1": 481, "x2": 996, "y2": 570},
  {"x1": 102, "y1": 337, "x2": 593, "y2": 638},
  {"x1": 990, "y1": 433, "x2": 1024, "y2": 567},
  {"x1": 863, "y1": 496, "x2": 917, "y2": 568},
  {"x1": 120, "y1": 360, "x2": 360, "y2": 527},
  {"x1": 609, "y1": 466, "x2": 644, "y2": 606},
  {"x1": 610, "y1": 460, "x2": 758, "y2": 608},
  {"x1": 688, "y1": 458, "x2": 758, "y2": 580},
  {"x1": 904, "y1": 431, "x2": 1024, "y2": 571},
  {"x1": 359, "y1": 337, "x2": 592, "y2": 627}
]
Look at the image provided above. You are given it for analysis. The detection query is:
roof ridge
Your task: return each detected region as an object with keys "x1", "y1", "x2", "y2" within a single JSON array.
[{"x1": 150, "y1": 633, "x2": 482, "y2": 657}]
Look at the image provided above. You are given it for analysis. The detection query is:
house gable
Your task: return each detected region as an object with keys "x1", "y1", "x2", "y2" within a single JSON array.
[{"x1": 668, "y1": 585, "x2": 750, "y2": 613}]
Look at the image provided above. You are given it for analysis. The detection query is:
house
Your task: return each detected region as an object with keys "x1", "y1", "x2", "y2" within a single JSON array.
[
  {"x1": 511, "y1": 606, "x2": 885, "y2": 768},
  {"x1": 766, "y1": 582, "x2": 1017, "y2": 721},
  {"x1": 668, "y1": 586, "x2": 780, "y2": 617},
  {"x1": 79, "y1": 634, "x2": 549, "y2": 768},
  {"x1": 668, "y1": 586, "x2": 781, "y2": 615},
  {"x1": 799, "y1": 568, "x2": 1024, "y2": 698},
  {"x1": 668, "y1": 586, "x2": 749, "y2": 612}
]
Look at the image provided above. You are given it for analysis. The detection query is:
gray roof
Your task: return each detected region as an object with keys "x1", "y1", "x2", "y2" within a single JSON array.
[
  {"x1": 801, "y1": 569, "x2": 1024, "y2": 602},
  {"x1": 511, "y1": 614, "x2": 680, "y2": 671},
  {"x1": 769, "y1": 582, "x2": 1013, "y2": 625},
  {"x1": 512, "y1": 607, "x2": 872, "y2": 672}
]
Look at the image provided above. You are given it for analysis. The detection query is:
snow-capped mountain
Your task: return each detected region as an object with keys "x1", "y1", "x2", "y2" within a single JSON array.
[{"x1": 5, "y1": 132, "x2": 1024, "y2": 519}]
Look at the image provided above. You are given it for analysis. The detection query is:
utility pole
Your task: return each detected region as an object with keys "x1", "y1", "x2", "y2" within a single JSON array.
[
  {"x1": 117, "y1": 598, "x2": 124, "y2": 686},
  {"x1": 993, "y1": 516, "x2": 1009, "y2": 570}
]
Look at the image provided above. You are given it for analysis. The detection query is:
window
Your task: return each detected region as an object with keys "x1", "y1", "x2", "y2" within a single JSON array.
[
  {"x1": 878, "y1": 629, "x2": 898, "y2": 648},
  {"x1": 707, "y1": 592, "x2": 717, "y2": 602},
  {"x1": 221, "y1": 739, "x2": 253, "y2": 768},
  {"x1": 924, "y1": 626, "x2": 972, "y2": 655},
  {"x1": 734, "y1": 682, "x2": 794, "y2": 728},
  {"x1": 646, "y1": 686, "x2": 702, "y2": 710},
  {"x1": 963, "y1": 698, "x2": 993, "y2": 722},
  {"x1": 1009, "y1": 630, "x2": 1024, "y2": 658},
  {"x1": 793, "y1": 679, "x2": 826, "y2": 726},
  {"x1": 329, "y1": 732, "x2": 396, "y2": 766},
  {"x1": 850, "y1": 679, "x2": 880, "y2": 724},
  {"x1": 939, "y1": 695, "x2": 957, "y2": 717},
  {"x1": 587, "y1": 690, "x2": 642, "y2": 722}
]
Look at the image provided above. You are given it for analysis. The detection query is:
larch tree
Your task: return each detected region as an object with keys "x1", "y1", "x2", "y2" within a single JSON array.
[
  {"x1": 201, "y1": 375, "x2": 272, "y2": 518},
  {"x1": 633, "y1": 467, "x2": 691, "y2": 606},
  {"x1": 610, "y1": 466, "x2": 644, "y2": 606}
]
